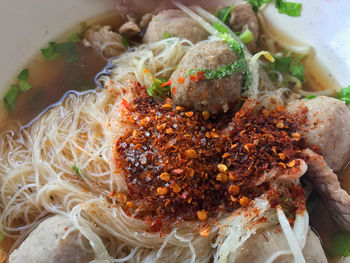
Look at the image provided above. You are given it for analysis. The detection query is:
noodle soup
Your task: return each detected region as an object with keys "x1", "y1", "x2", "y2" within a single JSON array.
[{"x1": 1, "y1": 1, "x2": 350, "y2": 263}]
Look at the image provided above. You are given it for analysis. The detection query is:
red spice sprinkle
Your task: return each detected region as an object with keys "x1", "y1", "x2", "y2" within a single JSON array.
[
  {"x1": 178, "y1": 77, "x2": 185, "y2": 84},
  {"x1": 160, "y1": 79, "x2": 171, "y2": 88},
  {"x1": 121, "y1": 98, "x2": 131, "y2": 111},
  {"x1": 115, "y1": 93, "x2": 308, "y2": 225}
]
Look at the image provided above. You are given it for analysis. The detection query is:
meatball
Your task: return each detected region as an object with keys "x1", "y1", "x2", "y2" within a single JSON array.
[
  {"x1": 143, "y1": 9, "x2": 208, "y2": 44},
  {"x1": 171, "y1": 40, "x2": 243, "y2": 114},
  {"x1": 9, "y1": 215, "x2": 94, "y2": 263},
  {"x1": 229, "y1": 226, "x2": 327, "y2": 263},
  {"x1": 287, "y1": 96, "x2": 350, "y2": 171},
  {"x1": 229, "y1": 4, "x2": 259, "y2": 52}
]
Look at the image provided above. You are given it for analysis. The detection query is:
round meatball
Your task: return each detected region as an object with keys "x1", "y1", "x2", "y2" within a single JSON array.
[
  {"x1": 9, "y1": 215, "x2": 94, "y2": 263},
  {"x1": 229, "y1": 4, "x2": 259, "y2": 52},
  {"x1": 287, "y1": 96, "x2": 350, "y2": 171},
  {"x1": 143, "y1": 9, "x2": 208, "y2": 44},
  {"x1": 171, "y1": 40, "x2": 243, "y2": 114}
]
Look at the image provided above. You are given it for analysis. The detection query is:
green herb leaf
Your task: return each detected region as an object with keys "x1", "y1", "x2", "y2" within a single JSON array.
[
  {"x1": 162, "y1": 31, "x2": 171, "y2": 39},
  {"x1": 214, "y1": 4, "x2": 234, "y2": 23},
  {"x1": 122, "y1": 36, "x2": 129, "y2": 48},
  {"x1": 18, "y1": 80, "x2": 32, "y2": 92},
  {"x1": 68, "y1": 33, "x2": 81, "y2": 43},
  {"x1": 41, "y1": 42, "x2": 60, "y2": 61},
  {"x1": 270, "y1": 56, "x2": 292, "y2": 72},
  {"x1": 41, "y1": 38, "x2": 79, "y2": 63},
  {"x1": 72, "y1": 165, "x2": 81, "y2": 177},
  {"x1": 246, "y1": 0, "x2": 271, "y2": 12},
  {"x1": 238, "y1": 29, "x2": 254, "y2": 45},
  {"x1": 338, "y1": 86, "x2": 350, "y2": 104},
  {"x1": 331, "y1": 231, "x2": 350, "y2": 256},
  {"x1": 213, "y1": 22, "x2": 230, "y2": 34},
  {"x1": 147, "y1": 78, "x2": 170, "y2": 98},
  {"x1": 4, "y1": 85, "x2": 19, "y2": 111},
  {"x1": 289, "y1": 55, "x2": 305, "y2": 81},
  {"x1": 275, "y1": 0, "x2": 302, "y2": 17},
  {"x1": 17, "y1": 69, "x2": 29, "y2": 80},
  {"x1": 0, "y1": 232, "x2": 4, "y2": 242},
  {"x1": 305, "y1": 95, "x2": 316, "y2": 100}
]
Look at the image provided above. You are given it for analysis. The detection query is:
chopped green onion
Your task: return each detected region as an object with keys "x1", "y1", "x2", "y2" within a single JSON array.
[
  {"x1": 162, "y1": 31, "x2": 172, "y2": 39},
  {"x1": 213, "y1": 22, "x2": 230, "y2": 34},
  {"x1": 269, "y1": 54, "x2": 305, "y2": 82},
  {"x1": 4, "y1": 85, "x2": 19, "y2": 111},
  {"x1": 238, "y1": 29, "x2": 254, "y2": 45},
  {"x1": 337, "y1": 86, "x2": 350, "y2": 104},
  {"x1": 122, "y1": 36, "x2": 129, "y2": 48},
  {"x1": 17, "y1": 69, "x2": 29, "y2": 80},
  {"x1": 18, "y1": 80, "x2": 32, "y2": 92},
  {"x1": 246, "y1": 0, "x2": 271, "y2": 12},
  {"x1": 275, "y1": 0, "x2": 302, "y2": 17},
  {"x1": 0, "y1": 232, "x2": 4, "y2": 242},
  {"x1": 330, "y1": 231, "x2": 350, "y2": 256},
  {"x1": 72, "y1": 165, "x2": 82, "y2": 177},
  {"x1": 214, "y1": 4, "x2": 234, "y2": 23},
  {"x1": 305, "y1": 95, "x2": 316, "y2": 100}
]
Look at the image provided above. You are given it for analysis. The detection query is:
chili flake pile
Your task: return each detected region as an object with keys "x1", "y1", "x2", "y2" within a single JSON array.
[{"x1": 115, "y1": 93, "x2": 308, "y2": 226}]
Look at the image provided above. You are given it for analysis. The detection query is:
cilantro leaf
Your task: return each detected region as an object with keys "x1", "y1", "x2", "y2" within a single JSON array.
[
  {"x1": 68, "y1": 33, "x2": 81, "y2": 43},
  {"x1": 122, "y1": 36, "x2": 129, "y2": 48},
  {"x1": 18, "y1": 80, "x2": 32, "y2": 92},
  {"x1": 331, "y1": 231, "x2": 350, "y2": 256},
  {"x1": 41, "y1": 38, "x2": 79, "y2": 63},
  {"x1": 270, "y1": 56, "x2": 291, "y2": 72},
  {"x1": 338, "y1": 86, "x2": 350, "y2": 104},
  {"x1": 17, "y1": 69, "x2": 29, "y2": 80},
  {"x1": 275, "y1": 0, "x2": 302, "y2": 17},
  {"x1": 72, "y1": 165, "x2": 82, "y2": 177},
  {"x1": 246, "y1": 0, "x2": 271, "y2": 12},
  {"x1": 162, "y1": 31, "x2": 172, "y2": 39},
  {"x1": 214, "y1": 4, "x2": 234, "y2": 23},
  {"x1": 305, "y1": 95, "x2": 316, "y2": 100},
  {"x1": 289, "y1": 55, "x2": 305, "y2": 81},
  {"x1": 4, "y1": 85, "x2": 19, "y2": 111}
]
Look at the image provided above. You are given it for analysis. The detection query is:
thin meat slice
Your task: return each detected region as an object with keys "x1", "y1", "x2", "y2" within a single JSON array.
[{"x1": 302, "y1": 148, "x2": 350, "y2": 230}]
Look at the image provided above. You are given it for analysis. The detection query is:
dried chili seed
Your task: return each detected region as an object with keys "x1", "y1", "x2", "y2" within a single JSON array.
[
  {"x1": 118, "y1": 193, "x2": 127, "y2": 203},
  {"x1": 197, "y1": 210, "x2": 208, "y2": 221},
  {"x1": 165, "y1": 128, "x2": 173, "y2": 134},
  {"x1": 217, "y1": 164, "x2": 228, "y2": 173},
  {"x1": 228, "y1": 184, "x2": 240, "y2": 195},
  {"x1": 185, "y1": 111, "x2": 194, "y2": 117},
  {"x1": 202, "y1": 111, "x2": 210, "y2": 120},
  {"x1": 278, "y1": 153, "x2": 286, "y2": 161},
  {"x1": 278, "y1": 162, "x2": 287, "y2": 169},
  {"x1": 222, "y1": 153, "x2": 231, "y2": 159},
  {"x1": 216, "y1": 173, "x2": 228, "y2": 183},
  {"x1": 126, "y1": 201, "x2": 134, "y2": 208},
  {"x1": 160, "y1": 172, "x2": 170, "y2": 182},
  {"x1": 276, "y1": 122, "x2": 284, "y2": 129},
  {"x1": 287, "y1": 160, "x2": 296, "y2": 168},
  {"x1": 200, "y1": 226, "x2": 211, "y2": 237},
  {"x1": 173, "y1": 184, "x2": 181, "y2": 193},
  {"x1": 239, "y1": 196, "x2": 249, "y2": 207},
  {"x1": 157, "y1": 187, "x2": 168, "y2": 195},
  {"x1": 185, "y1": 149, "x2": 197, "y2": 159},
  {"x1": 157, "y1": 123, "x2": 167, "y2": 130},
  {"x1": 161, "y1": 104, "x2": 172, "y2": 109},
  {"x1": 175, "y1": 106, "x2": 184, "y2": 111}
]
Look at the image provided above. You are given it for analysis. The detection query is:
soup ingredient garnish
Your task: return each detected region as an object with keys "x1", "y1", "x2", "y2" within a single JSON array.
[
  {"x1": 337, "y1": 85, "x2": 350, "y2": 104},
  {"x1": 115, "y1": 92, "x2": 307, "y2": 223},
  {"x1": 162, "y1": 31, "x2": 172, "y2": 39},
  {"x1": 305, "y1": 95, "x2": 317, "y2": 100},
  {"x1": 122, "y1": 36, "x2": 129, "y2": 49},
  {"x1": 214, "y1": 4, "x2": 234, "y2": 23},
  {"x1": 147, "y1": 77, "x2": 171, "y2": 98},
  {"x1": 72, "y1": 165, "x2": 83, "y2": 177},
  {"x1": 269, "y1": 54, "x2": 305, "y2": 82},
  {"x1": 238, "y1": 29, "x2": 254, "y2": 45},
  {"x1": 330, "y1": 231, "x2": 350, "y2": 256},
  {"x1": 0, "y1": 232, "x2": 4, "y2": 242},
  {"x1": 246, "y1": 0, "x2": 302, "y2": 17},
  {"x1": 4, "y1": 68, "x2": 32, "y2": 111}
]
